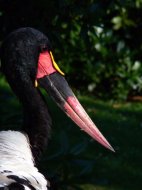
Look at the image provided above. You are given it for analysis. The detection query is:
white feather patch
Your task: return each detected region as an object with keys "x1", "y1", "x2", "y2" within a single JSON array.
[{"x1": 0, "y1": 130, "x2": 48, "y2": 190}]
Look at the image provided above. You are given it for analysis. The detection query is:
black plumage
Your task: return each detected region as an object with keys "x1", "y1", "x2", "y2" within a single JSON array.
[
  {"x1": 1, "y1": 28, "x2": 52, "y2": 162},
  {"x1": 0, "y1": 28, "x2": 52, "y2": 189}
]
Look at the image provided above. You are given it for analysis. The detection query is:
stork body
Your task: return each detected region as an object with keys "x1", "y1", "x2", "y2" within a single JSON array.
[
  {"x1": 0, "y1": 28, "x2": 113, "y2": 189},
  {"x1": 0, "y1": 131, "x2": 48, "y2": 189}
]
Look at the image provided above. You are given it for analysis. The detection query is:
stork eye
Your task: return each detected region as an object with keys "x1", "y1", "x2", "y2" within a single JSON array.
[{"x1": 40, "y1": 45, "x2": 48, "y2": 52}]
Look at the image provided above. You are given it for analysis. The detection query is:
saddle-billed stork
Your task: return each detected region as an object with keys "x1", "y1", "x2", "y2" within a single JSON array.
[{"x1": 0, "y1": 28, "x2": 114, "y2": 189}]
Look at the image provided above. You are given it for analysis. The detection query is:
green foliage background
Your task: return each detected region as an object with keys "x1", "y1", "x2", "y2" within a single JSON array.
[
  {"x1": 1, "y1": 1, "x2": 142, "y2": 190},
  {"x1": 1, "y1": 0, "x2": 142, "y2": 100}
]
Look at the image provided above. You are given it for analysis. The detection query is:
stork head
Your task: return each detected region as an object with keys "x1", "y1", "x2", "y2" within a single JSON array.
[{"x1": 1, "y1": 27, "x2": 114, "y2": 152}]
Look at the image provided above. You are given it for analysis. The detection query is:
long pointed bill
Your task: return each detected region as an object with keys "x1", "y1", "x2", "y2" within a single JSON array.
[{"x1": 38, "y1": 72, "x2": 114, "y2": 152}]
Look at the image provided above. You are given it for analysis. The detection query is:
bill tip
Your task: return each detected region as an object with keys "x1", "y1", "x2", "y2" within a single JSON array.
[{"x1": 109, "y1": 145, "x2": 115, "y2": 152}]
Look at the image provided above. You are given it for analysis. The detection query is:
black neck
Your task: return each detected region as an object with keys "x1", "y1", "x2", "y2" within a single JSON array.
[
  {"x1": 22, "y1": 87, "x2": 52, "y2": 163},
  {"x1": 6, "y1": 74, "x2": 52, "y2": 163}
]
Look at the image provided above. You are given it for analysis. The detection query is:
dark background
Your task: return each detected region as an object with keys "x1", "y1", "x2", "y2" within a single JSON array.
[
  {"x1": 0, "y1": 1, "x2": 142, "y2": 190},
  {"x1": 1, "y1": 0, "x2": 142, "y2": 100}
]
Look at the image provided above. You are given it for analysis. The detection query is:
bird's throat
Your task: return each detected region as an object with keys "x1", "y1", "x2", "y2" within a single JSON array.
[{"x1": 21, "y1": 88, "x2": 52, "y2": 162}]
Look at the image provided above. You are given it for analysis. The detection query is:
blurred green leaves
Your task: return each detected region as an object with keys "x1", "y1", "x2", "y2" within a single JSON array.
[
  {"x1": 1, "y1": 0, "x2": 142, "y2": 100},
  {"x1": 1, "y1": 77, "x2": 142, "y2": 190}
]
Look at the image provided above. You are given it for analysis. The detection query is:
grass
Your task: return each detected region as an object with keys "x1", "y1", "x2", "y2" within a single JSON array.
[{"x1": 0, "y1": 75, "x2": 142, "y2": 190}]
